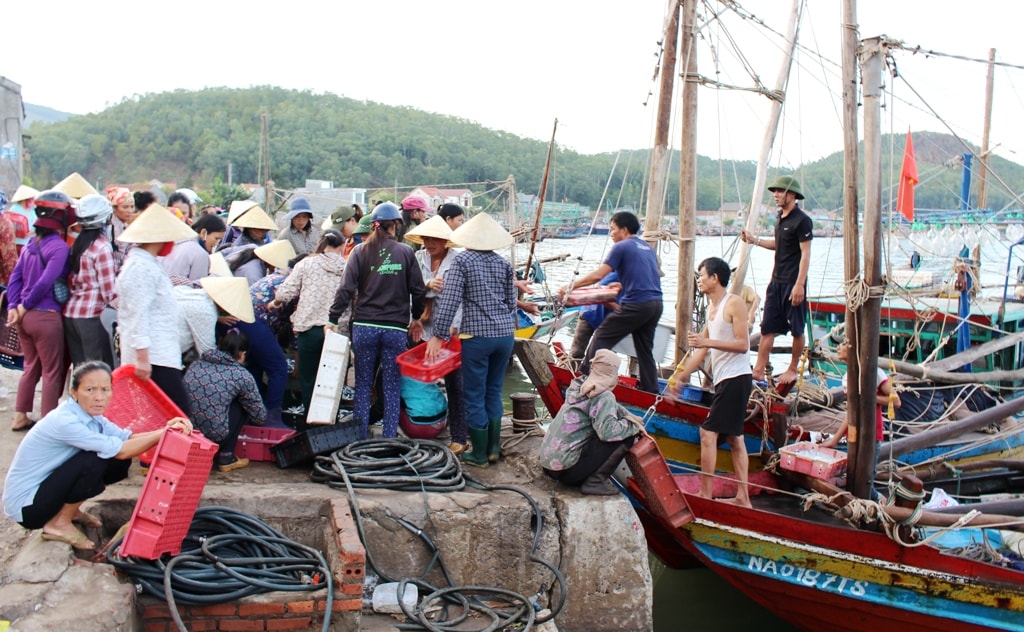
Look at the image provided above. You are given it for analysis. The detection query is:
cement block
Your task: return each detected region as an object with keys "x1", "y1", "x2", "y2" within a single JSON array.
[{"x1": 6, "y1": 534, "x2": 74, "y2": 583}]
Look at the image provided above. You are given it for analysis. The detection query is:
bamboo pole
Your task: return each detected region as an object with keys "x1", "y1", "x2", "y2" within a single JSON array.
[
  {"x1": 674, "y1": 0, "x2": 698, "y2": 365},
  {"x1": 977, "y1": 48, "x2": 996, "y2": 211},
  {"x1": 643, "y1": 0, "x2": 680, "y2": 256},
  {"x1": 880, "y1": 394, "x2": 1024, "y2": 458},
  {"x1": 524, "y1": 121, "x2": 558, "y2": 278}
]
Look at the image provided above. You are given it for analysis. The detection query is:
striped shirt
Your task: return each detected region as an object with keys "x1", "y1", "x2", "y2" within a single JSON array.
[
  {"x1": 431, "y1": 250, "x2": 516, "y2": 339},
  {"x1": 64, "y1": 237, "x2": 118, "y2": 319}
]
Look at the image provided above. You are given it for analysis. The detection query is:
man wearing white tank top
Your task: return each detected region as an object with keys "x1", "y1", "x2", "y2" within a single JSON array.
[{"x1": 668, "y1": 257, "x2": 753, "y2": 507}]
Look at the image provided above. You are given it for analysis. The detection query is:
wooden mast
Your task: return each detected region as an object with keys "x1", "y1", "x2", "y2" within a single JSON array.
[
  {"x1": 730, "y1": 0, "x2": 803, "y2": 293},
  {"x1": 642, "y1": 0, "x2": 681, "y2": 257},
  {"x1": 852, "y1": 34, "x2": 886, "y2": 499},
  {"x1": 977, "y1": 48, "x2": 996, "y2": 211},
  {"x1": 674, "y1": 0, "x2": 698, "y2": 365},
  {"x1": 524, "y1": 120, "x2": 557, "y2": 280}
]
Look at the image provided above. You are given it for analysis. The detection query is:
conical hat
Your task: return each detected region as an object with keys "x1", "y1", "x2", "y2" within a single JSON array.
[
  {"x1": 405, "y1": 214, "x2": 454, "y2": 247},
  {"x1": 451, "y1": 213, "x2": 512, "y2": 251},
  {"x1": 255, "y1": 240, "x2": 297, "y2": 271},
  {"x1": 53, "y1": 172, "x2": 99, "y2": 199},
  {"x1": 209, "y1": 251, "x2": 232, "y2": 277},
  {"x1": 230, "y1": 205, "x2": 277, "y2": 230},
  {"x1": 116, "y1": 205, "x2": 196, "y2": 244},
  {"x1": 199, "y1": 276, "x2": 255, "y2": 323},
  {"x1": 11, "y1": 185, "x2": 39, "y2": 203},
  {"x1": 227, "y1": 200, "x2": 259, "y2": 224}
]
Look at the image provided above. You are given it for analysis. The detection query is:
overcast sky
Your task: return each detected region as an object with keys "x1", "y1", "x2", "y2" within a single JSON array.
[{"x1": 6, "y1": 1, "x2": 1024, "y2": 165}]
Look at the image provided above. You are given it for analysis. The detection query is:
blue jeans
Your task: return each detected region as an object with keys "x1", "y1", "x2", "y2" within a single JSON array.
[
  {"x1": 461, "y1": 336, "x2": 514, "y2": 431},
  {"x1": 237, "y1": 319, "x2": 287, "y2": 410},
  {"x1": 353, "y1": 325, "x2": 407, "y2": 438}
]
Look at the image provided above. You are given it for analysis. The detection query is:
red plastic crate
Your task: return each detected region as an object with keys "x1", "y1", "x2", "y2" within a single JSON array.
[
  {"x1": 235, "y1": 425, "x2": 296, "y2": 462},
  {"x1": 107, "y1": 365, "x2": 188, "y2": 463},
  {"x1": 623, "y1": 435, "x2": 691, "y2": 529},
  {"x1": 119, "y1": 428, "x2": 218, "y2": 560},
  {"x1": 779, "y1": 441, "x2": 848, "y2": 483},
  {"x1": 397, "y1": 337, "x2": 461, "y2": 382}
]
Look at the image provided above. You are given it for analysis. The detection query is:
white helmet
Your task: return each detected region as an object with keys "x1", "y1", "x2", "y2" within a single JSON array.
[{"x1": 76, "y1": 193, "x2": 113, "y2": 229}]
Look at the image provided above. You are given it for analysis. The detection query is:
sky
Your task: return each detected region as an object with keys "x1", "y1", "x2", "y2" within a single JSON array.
[{"x1": 5, "y1": 1, "x2": 1024, "y2": 166}]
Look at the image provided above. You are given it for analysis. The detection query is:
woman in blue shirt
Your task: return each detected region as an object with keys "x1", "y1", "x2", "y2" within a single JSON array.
[{"x1": 2, "y1": 361, "x2": 192, "y2": 550}]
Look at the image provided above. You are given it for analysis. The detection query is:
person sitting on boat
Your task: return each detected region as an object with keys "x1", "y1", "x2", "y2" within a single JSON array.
[
  {"x1": 278, "y1": 197, "x2": 323, "y2": 257},
  {"x1": 822, "y1": 342, "x2": 900, "y2": 449},
  {"x1": 667, "y1": 257, "x2": 753, "y2": 507},
  {"x1": 2, "y1": 361, "x2": 193, "y2": 549},
  {"x1": 558, "y1": 210, "x2": 663, "y2": 393},
  {"x1": 539, "y1": 349, "x2": 640, "y2": 495},
  {"x1": 568, "y1": 271, "x2": 620, "y2": 360},
  {"x1": 740, "y1": 175, "x2": 813, "y2": 385}
]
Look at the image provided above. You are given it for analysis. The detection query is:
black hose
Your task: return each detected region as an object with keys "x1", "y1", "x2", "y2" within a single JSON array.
[
  {"x1": 105, "y1": 506, "x2": 333, "y2": 632},
  {"x1": 310, "y1": 438, "x2": 465, "y2": 492}
]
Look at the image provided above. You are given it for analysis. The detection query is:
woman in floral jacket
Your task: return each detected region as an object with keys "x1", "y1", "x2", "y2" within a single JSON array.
[{"x1": 184, "y1": 330, "x2": 266, "y2": 472}]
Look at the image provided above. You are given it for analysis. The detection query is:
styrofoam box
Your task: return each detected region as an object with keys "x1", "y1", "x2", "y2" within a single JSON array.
[
  {"x1": 307, "y1": 331, "x2": 350, "y2": 425},
  {"x1": 613, "y1": 322, "x2": 672, "y2": 362},
  {"x1": 779, "y1": 441, "x2": 848, "y2": 482}
]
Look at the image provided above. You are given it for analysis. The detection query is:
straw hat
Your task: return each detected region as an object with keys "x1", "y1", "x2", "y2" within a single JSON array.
[
  {"x1": 53, "y1": 172, "x2": 99, "y2": 199},
  {"x1": 255, "y1": 240, "x2": 297, "y2": 271},
  {"x1": 451, "y1": 213, "x2": 512, "y2": 251},
  {"x1": 230, "y1": 205, "x2": 277, "y2": 230},
  {"x1": 580, "y1": 349, "x2": 621, "y2": 398},
  {"x1": 199, "y1": 276, "x2": 255, "y2": 323},
  {"x1": 116, "y1": 204, "x2": 196, "y2": 244},
  {"x1": 209, "y1": 251, "x2": 232, "y2": 277},
  {"x1": 227, "y1": 200, "x2": 259, "y2": 224},
  {"x1": 405, "y1": 215, "x2": 455, "y2": 247},
  {"x1": 11, "y1": 185, "x2": 39, "y2": 203}
]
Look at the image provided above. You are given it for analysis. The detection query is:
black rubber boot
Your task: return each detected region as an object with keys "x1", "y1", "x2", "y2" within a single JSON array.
[
  {"x1": 461, "y1": 427, "x2": 490, "y2": 468},
  {"x1": 487, "y1": 418, "x2": 502, "y2": 463},
  {"x1": 580, "y1": 444, "x2": 630, "y2": 495}
]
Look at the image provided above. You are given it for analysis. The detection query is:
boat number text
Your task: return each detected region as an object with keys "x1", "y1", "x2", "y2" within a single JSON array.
[{"x1": 747, "y1": 556, "x2": 867, "y2": 596}]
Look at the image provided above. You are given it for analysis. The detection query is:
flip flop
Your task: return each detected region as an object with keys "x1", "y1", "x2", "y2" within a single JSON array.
[
  {"x1": 10, "y1": 421, "x2": 34, "y2": 432},
  {"x1": 73, "y1": 511, "x2": 103, "y2": 529},
  {"x1": 41, "y1": 529, "x2": 95, "y2": 550}
]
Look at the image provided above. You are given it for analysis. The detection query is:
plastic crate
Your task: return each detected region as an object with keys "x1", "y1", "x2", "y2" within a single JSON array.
[
  {"x1": 307, "y1": 331, "x2": 350, "y2": 425},
  {"x1": 107, "y1": 365, "x2": 188, "y2": 463},
  {"x1": 235, "y1": 425, "x2": 296, "y2": 462},
  {"x1": 681, "y1": 386, "x2": 713, "y2": 406},
  {"x1": 119, "y1": 429, "x2": 218, "y2": 559},
  {"x1": 779, "y1": 441, "x2": 848, "y2": 482},
  {"x1": 623, "y1": 435, "x2": 691, "y2": 528},
  {"x1": 397, "y1": 337, "x2": 461, "y2": 382},
  {"x1": 271, "y1": 420, "x2": 364, "y2": 468}
]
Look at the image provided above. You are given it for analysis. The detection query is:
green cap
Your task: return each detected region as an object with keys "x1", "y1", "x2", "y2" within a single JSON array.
[
  {"x1": 353, "y1": 214, "x2": 374, "y2": 235},
  {"x1": 767, "y1": 175, "x2": 804, "y2": 200}
]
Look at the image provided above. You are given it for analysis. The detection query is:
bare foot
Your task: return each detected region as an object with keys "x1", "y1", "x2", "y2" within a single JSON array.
[
  {"x1": 751, "y1": 367, "x2": 766, "y2": 382},
  {"x1": 777, "y1": 369, "x2": 798, "y2": 385},
  {"x1": 721, "y1": 496, "x2": 753, "y2": 508},
  {"x1": 41, "y1": 526, "x2": 95, "y2": 550}
]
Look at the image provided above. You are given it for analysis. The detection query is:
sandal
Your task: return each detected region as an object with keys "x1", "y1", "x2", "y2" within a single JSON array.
[
  {"x1": 41, "y1": 528, "x2": 96, "y2": 550},
  {"x1": 73, "y1": 511, "x2": 103, "y2": 529},
  {"x1": 11, "y1": 414, "x2": 34, "y2": 432}
]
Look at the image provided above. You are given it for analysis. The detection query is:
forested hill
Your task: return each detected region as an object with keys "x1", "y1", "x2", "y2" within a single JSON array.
[{"x1": 23, "y1": 86, "x2": 1024, "y2": 213}]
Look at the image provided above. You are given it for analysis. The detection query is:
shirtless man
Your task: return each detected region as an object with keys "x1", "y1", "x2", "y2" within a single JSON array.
[{"x1": 740, "y1": 175, "x2": 812, "y2": 385}]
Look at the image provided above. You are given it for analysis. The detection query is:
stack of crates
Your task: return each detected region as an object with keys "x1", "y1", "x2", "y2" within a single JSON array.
[{"x1": 306, "y1": 331, "x2": 350, "y2": 425}]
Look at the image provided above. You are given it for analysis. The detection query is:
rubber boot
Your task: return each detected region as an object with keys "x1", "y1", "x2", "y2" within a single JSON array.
[
  {"x1": 461, "y1": 427, "x2": 490, "y2": 468},
  {"x1": 580, "y1": 444, "x2": 630, "y2": 495},
  {"x1": 265, "y1": 407, "x2": 286, "y2": 428},
  {"x1": 487, "y1": 418, "x2": 502, "y2": 463}
]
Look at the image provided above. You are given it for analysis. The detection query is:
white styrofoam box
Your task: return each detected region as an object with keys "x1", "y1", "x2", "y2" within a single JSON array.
[
  {"x1": 612, "y1": 322, "x2": 672, "y2": 362},
  {"x1": 307, "y1": 331, "x2": 350, "y2": 425}
]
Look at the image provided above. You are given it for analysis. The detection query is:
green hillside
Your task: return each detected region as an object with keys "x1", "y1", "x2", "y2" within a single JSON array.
[{"x1": 22, "y1": 86, "x2": 1024, "y2": 214}]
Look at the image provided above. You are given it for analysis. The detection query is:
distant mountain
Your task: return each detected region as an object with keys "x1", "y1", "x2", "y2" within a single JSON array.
[
  {"x1": 24, "y1": 103, "x2": 74, "y2": 127},
  {"x1": 21, "y1": 87, "x2": 1024, "y2": 213}
]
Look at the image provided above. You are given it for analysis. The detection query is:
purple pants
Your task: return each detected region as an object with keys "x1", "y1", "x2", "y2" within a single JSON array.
[{"x1": 17, "y1": 310, "x2": 67, "y2": 415}]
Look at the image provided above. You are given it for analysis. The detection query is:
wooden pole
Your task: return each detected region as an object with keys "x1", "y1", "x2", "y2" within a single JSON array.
[
  {"x1": 674, "y1": 0, "x2": 698, "y2": 365},
  {"x1": 731, "y1": 0, "x2": 803, "y2": 292},
  {"x1": 525, "y1": 121, "x2": 558, "y2": 278},
  {"x1": 977, "y1": 48, "x2": 996, "y2": 210},
  {"x1": 880, "y1": 394, "x2": 1024, "y2": 458},
  {"x1": 852, "y1": 35, "x2": 885, "y2": 499},
  {"x1": 643, "y1": 0, "x2": 680, "y2": 256}
]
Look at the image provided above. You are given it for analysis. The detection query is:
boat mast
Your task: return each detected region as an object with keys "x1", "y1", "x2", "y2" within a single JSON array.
[
  {"x1": 850, "y1": 33, "x2": 886, "y2": 498},
  {"x1": 730, "y1": 0, "x2": 803, "y2": 293},
  {"x1": 675, "y1": 0, "x2": 698, "y2": 365},
  {"x1": 977, "y1": 48, "x2": 996, "y2": 210},
  {"x1": 525, "y1": 120, "x2": 557, "y2": 280},
  {"x1": 506, "y1": 174, "x2": 519, "y2": 269},
  {"x1": 642, "y1": 0, "x2": 681, "y2": 257}
]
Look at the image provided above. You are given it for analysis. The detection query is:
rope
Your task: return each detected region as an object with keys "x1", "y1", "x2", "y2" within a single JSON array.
[{"x1": 106, "y1": 506, "x2": 334, "y2": 632}]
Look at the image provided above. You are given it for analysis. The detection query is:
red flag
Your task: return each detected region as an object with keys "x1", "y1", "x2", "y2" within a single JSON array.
[{"x1": 896, "y1": 130, "x2": 918, "y2": 222}]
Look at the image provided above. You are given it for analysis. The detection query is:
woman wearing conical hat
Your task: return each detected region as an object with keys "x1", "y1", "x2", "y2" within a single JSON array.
[{"x1": 114, "y1": 205, "x2": 197, "y2": 417}]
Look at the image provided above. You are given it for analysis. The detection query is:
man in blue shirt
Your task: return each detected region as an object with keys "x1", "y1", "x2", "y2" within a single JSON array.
[{"x1": 560, "y1": 211, "x2": 663, "y2": 392}]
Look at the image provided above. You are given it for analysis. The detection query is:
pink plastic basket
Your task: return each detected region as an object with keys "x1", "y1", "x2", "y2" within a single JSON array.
[
  {"x1": 235, "y1": 425, "x2": 296, "y2": 462},
  {"x1": 397, "y1": 338, "x2": 461, "y2": 382},
  {"x1": 107, "y1": 365, "x2": 188, "y2": 463},
  {"x1": 779, "y1": 441, "x2": 848, "y2": 483},
  {"x1": 119, "y1": 428, "x2": 218, "y2": 560}
]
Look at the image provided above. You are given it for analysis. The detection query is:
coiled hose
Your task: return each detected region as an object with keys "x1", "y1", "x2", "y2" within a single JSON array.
[
  {"x1": 105, "y1": 506, "x2": 333, "y2": 632},
  {"x1": 315, "y1": 437, "x2": 566, "y2": 631}
]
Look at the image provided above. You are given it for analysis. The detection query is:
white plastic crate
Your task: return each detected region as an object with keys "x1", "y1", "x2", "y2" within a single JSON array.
[{"x1": 307, "y1": 331, "x2": 350, "y2": 425}]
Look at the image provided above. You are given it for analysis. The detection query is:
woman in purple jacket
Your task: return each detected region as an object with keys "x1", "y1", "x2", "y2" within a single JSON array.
[{"x1": 7, "y1": 190, "x2": 75, "y2": 431}]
